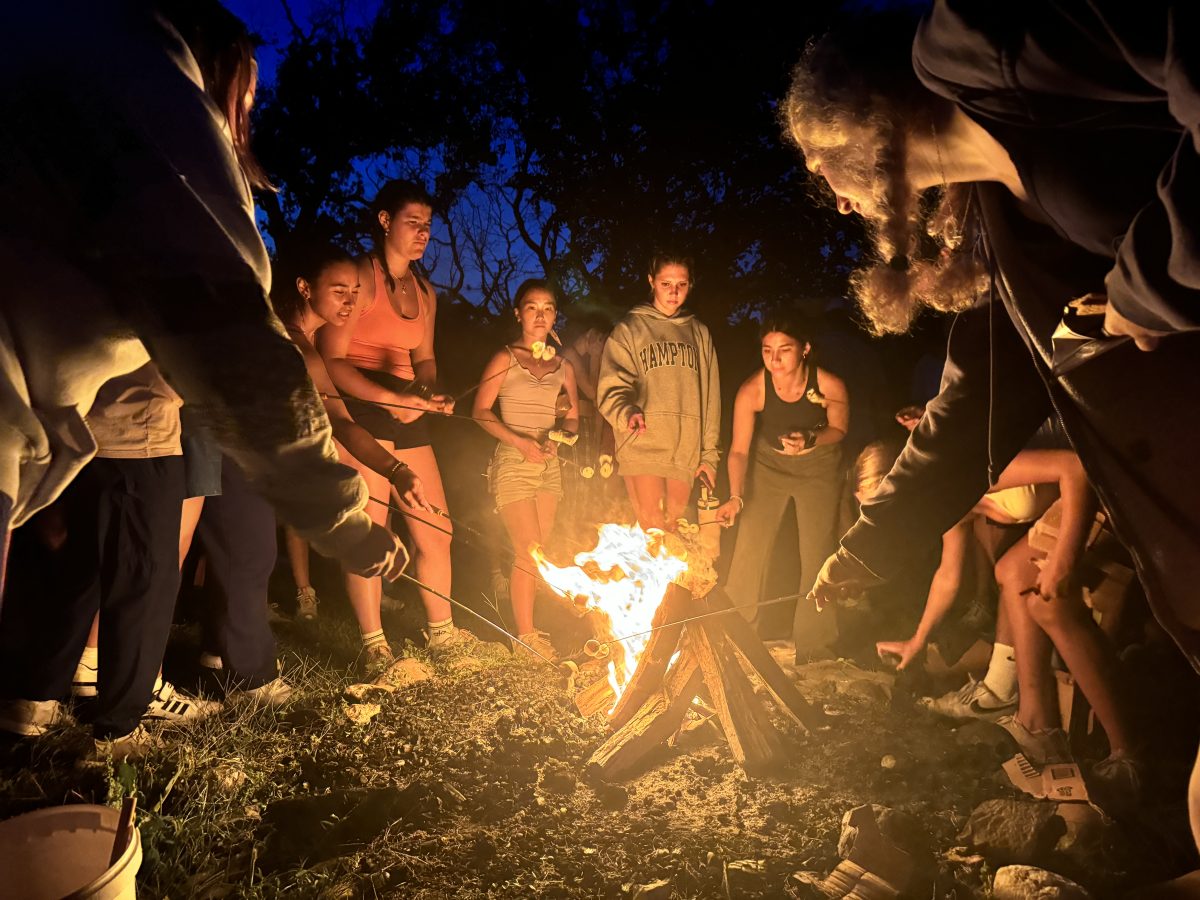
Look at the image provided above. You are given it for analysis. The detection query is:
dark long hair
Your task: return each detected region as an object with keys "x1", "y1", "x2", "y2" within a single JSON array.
[
  {"x1": 159, "y1": 0, "x2": 273, "y2": 190},
  {"x1": 271, "y1": 241, "x2": 356, "y2": 324},
  {"x1": 758, "y1": 312, "x2": 812, "y2": 348},
  {"x1": 782, "y1": 13, "x2": 985, "y2": 335},
  {"x1": 369, "y1": 179, "x2": 435, "y2": 293}
]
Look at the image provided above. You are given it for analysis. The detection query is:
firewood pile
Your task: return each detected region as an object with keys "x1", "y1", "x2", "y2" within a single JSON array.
[{"x1": 576, "y1": 584, "x2": 826, "y2": 781}]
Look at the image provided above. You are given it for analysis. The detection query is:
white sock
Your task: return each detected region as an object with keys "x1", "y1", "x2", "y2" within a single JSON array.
[
  {"x1": 981, "y1": 642, "x2": 1017, "y2": 703},
  {"x1": 361, "y1": 628, "x2": 387, "y2": 650},
  {"x1": 426, "y1": 617, "x2": 455, "y2": 646},
  {"x1": 78, "y1": 645, "x2": 98, "y2": 669}
]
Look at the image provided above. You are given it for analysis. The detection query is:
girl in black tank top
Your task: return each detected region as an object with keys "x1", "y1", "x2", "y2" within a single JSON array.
[
  {"x1": 756, "y1": 361, "x2": 827, "y2": 457},
  {"x1": 715, "y1": 315, "x2": 850, "y2": 656}
]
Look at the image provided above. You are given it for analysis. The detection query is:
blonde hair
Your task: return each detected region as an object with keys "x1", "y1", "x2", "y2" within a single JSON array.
[{"x1": 783, "y1": 20, "x2": 987, "y2": 335}]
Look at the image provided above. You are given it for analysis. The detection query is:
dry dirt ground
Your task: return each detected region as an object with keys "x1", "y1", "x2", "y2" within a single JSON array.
[{"x1": 0, "y1": 598, "x2": 1197, "y2": 899}]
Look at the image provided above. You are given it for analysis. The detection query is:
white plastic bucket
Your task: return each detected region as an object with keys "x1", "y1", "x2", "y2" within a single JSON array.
[{"x1": 0, "y1": 804, "x2": 142, "y2": 899}]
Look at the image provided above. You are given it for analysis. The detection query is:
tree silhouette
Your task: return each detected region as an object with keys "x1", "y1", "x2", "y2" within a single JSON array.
[{"x1": 253, "y1": 0, "x2": 863, "y2": 324}]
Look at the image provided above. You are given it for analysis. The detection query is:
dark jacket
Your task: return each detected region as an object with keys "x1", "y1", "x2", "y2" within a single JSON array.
[{"x1": 839, "y1": 0, "x2": 1200, "y2": 668}]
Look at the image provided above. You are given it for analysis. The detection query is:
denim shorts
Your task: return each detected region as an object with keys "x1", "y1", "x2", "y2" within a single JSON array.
[
  {"x1": 487, "y1": 443, "x2": 562, "y2": 510},
  {"x1": 180, "y1": 412, "x2": 223, "y2": 499}
]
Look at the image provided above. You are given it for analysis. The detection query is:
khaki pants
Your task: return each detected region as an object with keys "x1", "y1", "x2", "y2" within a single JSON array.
[{"x1": 724, "y1": 444, "x2": 843, "y2": 655}]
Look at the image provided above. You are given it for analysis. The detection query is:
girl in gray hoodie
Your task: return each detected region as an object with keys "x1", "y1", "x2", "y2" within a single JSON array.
[{"x1": 598, "y1": 254, "x2": 720, "y2": 530}]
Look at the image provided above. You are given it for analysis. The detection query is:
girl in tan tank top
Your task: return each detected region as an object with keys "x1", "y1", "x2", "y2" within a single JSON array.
[{"x1": 474, "y1": 279, "x2": 580, "y2": 663}]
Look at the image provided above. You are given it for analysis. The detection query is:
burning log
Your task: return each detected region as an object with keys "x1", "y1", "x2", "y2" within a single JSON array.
[
  {"x1": 608, "y1": 583, "x2": 695, "y2": 730},
  {"x1": 704, "y1": 587, "x2": 826, "y2": 733},
  {"x1": 691, "y1": 622, "x2": 786, "y2": 773},
  {"x1": 587, "y1": 649, "x2": 702, "y2": 780},
  {"x1": 537, "y1": 520, "x2": 825, "y2": 780}
]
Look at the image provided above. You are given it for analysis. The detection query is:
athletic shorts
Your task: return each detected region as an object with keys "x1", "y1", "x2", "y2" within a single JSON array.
[{"x1": 343, "y1": 368, "x2": 432, "y2": 450}]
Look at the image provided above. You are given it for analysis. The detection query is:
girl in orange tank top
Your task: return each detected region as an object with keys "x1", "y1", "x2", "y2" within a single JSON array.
[
  {"x1": 316, "y1": 180, "x2": 476, "y2": 668},
  {"x1": 343, "y1": 258, "x2": 426, "y2": 381}
]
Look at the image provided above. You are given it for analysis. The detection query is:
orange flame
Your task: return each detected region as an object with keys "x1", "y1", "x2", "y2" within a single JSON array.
[{"x1": 533, "y1": 524, "x2": 690, "y2": 702}]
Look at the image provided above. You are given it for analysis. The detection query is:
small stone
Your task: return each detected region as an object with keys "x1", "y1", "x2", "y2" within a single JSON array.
[
  {"x1": 210, "y1": 765, "x2": 247, "y2": 793},
  {"x1": 632, "y1": 879, "x2": 671, "y2": 900},
  {"x1": 343, "y1": 702, "x2": 381, "y2": 726},
  {"x1": 880, "y1": 754, "x2": 898, "y2": 769},
  {"x1": 343, "y1": 682, "x2": 395, "y2": 701},
  {"x1": 374, "y1": 657, "x2": 435, "y2": 689},
  {"x1": 992, "y1": 864, "x2": 1092, "y2": 899}
]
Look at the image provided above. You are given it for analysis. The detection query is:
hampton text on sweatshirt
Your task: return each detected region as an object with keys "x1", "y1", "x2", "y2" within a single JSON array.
[{"x1": 597, "y1": 305, "x2": 720, "y2": 483}]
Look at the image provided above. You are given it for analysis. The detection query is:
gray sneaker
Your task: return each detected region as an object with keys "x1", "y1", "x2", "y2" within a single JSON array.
[
  {"x1": 1089, "y1": 752, "x2": 1145, "y2": 810},
  {"x1": 294, "y1": 586, "x2": 319, "y2": 623},
  {"x1": 995, "y1": 714, "x2": 1072, "y2": 766},
  {"x1": 0, "y1": 699, "x2": 75, "y2": 737},
  {"x1": 920, "y1": 676, "x2": 1016, "y2": 723},
  {"x1": 228, "y1": 676, "x2": 294, "y2": 708},
  {"x1": 94, "y1": 724, "x2": 168, "y2": 762}
]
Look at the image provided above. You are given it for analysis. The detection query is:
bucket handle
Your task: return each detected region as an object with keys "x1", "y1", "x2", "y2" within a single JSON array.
[{"x1": 108, "y1": 797, "x2": 136, "y2": 866}]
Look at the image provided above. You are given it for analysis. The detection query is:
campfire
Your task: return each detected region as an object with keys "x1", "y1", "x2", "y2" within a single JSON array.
[{"x1": 535, "y1": 520, "x2": 825, "y2": 780}]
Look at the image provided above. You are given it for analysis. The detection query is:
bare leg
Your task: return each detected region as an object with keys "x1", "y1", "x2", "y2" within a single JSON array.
[
  {"x1": 284, "y1": 527, "x2": 311, "y2": 591},
  {"x1": 499, "y1": 498, "x2": 543, "y2": 635},
  {"x1": 179, "y1": 495, "x2": 205, "y2": 565},
  {"x1": 339, "y1": 442, "x2": 391, "y2": 637},
  {"x1": 1024, "y1": 574, "x2": 1137, "y2": 754},
  {"x1": 996, "y1": 536, "x2": 1058, "y2": 732},
  {"x1": 664, "y1": 478, "x2": 691, "y2": 524},
  {"x1": 393, "y1": 445, "x2": 453, "y2": 623},
  {"x1": 625, "y1": 475, "x2": 669, "y2": 530}
]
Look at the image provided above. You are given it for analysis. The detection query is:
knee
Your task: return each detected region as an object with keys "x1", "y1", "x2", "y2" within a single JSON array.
[
  {"x1": 1024, "y1": 590, "x2": 1077, "y2": 633},
  {"x1": 413, "y1": 520, "x2": 452, "y2": 556},
  {"x1": 994, "y1": 552, "x2": 1026, "y2": 593}
]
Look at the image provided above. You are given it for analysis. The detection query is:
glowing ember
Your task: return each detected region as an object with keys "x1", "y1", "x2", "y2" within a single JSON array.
[{"x1": 533, "y1": 524, "x2": 690, "y2": 701}]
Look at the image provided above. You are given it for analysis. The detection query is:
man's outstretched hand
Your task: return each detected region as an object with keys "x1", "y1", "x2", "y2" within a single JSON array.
[{"x1": 808, "y1": 548, "x2": 879, "y2": 612}]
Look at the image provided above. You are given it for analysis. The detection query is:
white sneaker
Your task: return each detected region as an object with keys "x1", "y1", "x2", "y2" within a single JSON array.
[
  {"x1": 72, "y1": 661, "x2": 98, "y2": 699},
  {"x1": 0, "y1": 699, "x2": 76, "y2": 737},
  {"x1": 94, "y1": 724, "x2": 168, "y2": 762},
  {"x1": 294, "y1": 586, "x2": 319, "y2": 623},
  {"x1": 920, "y1": 676, "x2": 1016, "y2": 723},
  {"x1": 228, "y1": 676, "x2": 294, "y2": 707},
  {"x1": 145, "y1": 681, "x2": 221, "y2": 722}
]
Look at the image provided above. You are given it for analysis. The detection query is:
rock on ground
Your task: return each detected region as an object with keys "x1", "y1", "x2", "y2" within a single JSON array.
[
  {"x1": 992, "y1": 864, "x2": 1092, "y2": 899},
  {"x1": 959, "y1": 799, "x2": 1066, "y2": 866}
]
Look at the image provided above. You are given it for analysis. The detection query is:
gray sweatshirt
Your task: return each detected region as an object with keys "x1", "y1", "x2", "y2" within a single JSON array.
[
  {"x1": 598, "y1": 305, "x2": 720, "y2": 482},
  {"x1": 0, "y1": 5, "x2": 371, "y2": 562}
]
